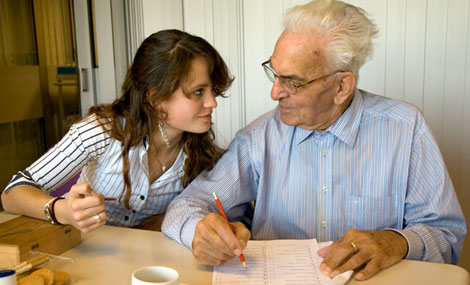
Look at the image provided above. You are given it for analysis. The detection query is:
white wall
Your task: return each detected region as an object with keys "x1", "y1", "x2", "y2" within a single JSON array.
[
  {"x1": 137, "y1": 0, "x2": 470, "y2": 270},
  {"x1": 142, "y1": 0, "x2": 183, "y2": 37}
]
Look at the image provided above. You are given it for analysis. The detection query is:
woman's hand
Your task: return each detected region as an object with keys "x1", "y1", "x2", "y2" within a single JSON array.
[{"x1": 55, "y1": 183, "x2": 107, "y2": 233}]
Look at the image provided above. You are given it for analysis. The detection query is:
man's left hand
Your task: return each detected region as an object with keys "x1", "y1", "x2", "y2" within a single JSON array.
[{"x1": 317, "y1": 229, "x2": 408, "y2": 281}]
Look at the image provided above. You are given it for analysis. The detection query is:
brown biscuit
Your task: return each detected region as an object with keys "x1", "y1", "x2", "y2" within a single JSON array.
[
  {"x1": 53, "y1": 271, "x2": 70, "y2": 285},
  {"x1": 31, "y1": 268, "x2": 54, "y2": 285},
  {"x1": 18, "y1": 274, "x2": 45, "y2": 285}
]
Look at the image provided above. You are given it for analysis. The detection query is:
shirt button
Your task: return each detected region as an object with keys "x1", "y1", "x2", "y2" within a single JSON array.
[
  {"x1": 140, "y1": 195, "x2": 145, "y2": 200},
  {"x1": 323, "y1": 186, "x2": 328, "y2": 192},
  {"x1": 322, "y1": 221, "x2": 327, "y2": 228},
  {"x1": 132, "y1": 210, "x2": 136, "y2": 213},
  {"x1": 323, "y1": 150, "x2": 328, "y2": 156},
  {"x1": 124, "y1": 216, "x2": 129, "y2": 221}
]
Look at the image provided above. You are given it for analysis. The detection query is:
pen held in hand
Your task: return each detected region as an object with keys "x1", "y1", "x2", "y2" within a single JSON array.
[
  {"x1": 212, "y1": 192, "x2": 247, "y2": 268},
  {"x1": 77, "y1": 194, "x2": 115, "y2": 201}
]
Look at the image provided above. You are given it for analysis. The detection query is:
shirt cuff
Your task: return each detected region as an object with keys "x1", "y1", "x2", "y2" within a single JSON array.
[
  {"x1": 181, "y1": 218, "x2": 203, "y2": 250},
  {"x1": 385, "y1": 228, "x2": 424, "y2": 260}
]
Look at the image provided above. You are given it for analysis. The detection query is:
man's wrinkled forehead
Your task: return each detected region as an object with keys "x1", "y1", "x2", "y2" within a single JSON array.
[{"x1": 271, "y1": 30, "x2": 327, "y2": 74}]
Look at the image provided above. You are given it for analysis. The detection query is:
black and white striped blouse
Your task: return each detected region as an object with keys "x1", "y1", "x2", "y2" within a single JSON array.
[{"x1": 5, "y1": 115, "x2": 185, "y2": 227}]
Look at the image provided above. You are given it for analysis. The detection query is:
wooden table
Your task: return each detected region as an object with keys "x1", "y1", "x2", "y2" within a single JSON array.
[{"x1": 50, "y1": 225, "x2": 468, "y2": 285}]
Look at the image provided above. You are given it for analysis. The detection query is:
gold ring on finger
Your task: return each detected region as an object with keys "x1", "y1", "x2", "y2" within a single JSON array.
[
  {"x1": 93, "y1": 214, "x2": 101, "y2": 224},
  {"x1": 351, "y1": 241, "x2": 358, "y2": 253}
]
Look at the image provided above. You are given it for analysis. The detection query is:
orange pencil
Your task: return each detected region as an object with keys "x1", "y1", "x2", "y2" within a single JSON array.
[
  {"x1": 212, "y1": 192, "x2": 247, "y2": 268},
  {"x1": 78, "y1": 194, "x2": 115, "y2": 201}
]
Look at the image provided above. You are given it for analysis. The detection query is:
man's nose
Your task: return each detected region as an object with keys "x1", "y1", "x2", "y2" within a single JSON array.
[{"x1": 270, "y1": 77, "x2": 289, "y2": 101}]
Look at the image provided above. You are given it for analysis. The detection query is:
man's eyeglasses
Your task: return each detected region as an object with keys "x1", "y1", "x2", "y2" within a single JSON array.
[{"x1": 261, "y1": 59, "x2": 344, "y2": 95}]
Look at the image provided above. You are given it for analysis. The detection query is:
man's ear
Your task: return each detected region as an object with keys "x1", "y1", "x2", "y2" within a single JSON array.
[{"x1": 334, "y1": 72, "x2": 356, "y2": 105}]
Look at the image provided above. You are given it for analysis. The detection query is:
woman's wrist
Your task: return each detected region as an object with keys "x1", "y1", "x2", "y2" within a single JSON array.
[{"x1": 53, "y1": 198, "x2": 67, "y2": 225}]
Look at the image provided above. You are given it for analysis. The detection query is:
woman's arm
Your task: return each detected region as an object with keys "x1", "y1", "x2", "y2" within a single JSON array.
[
  {"x1": 2, "y1": 183, "x2": 108, "y2": 233},
  {"x1": 2, "y1": 115, "x2": 112, "y2": 232},
  {"x1": 1, "y1": 185, "x2": 52, "y2": 220}
]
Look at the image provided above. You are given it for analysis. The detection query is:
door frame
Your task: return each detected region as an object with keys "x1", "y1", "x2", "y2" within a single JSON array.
[{"x1": 73, "y1": 0, "x2": 117, "y2": 117}]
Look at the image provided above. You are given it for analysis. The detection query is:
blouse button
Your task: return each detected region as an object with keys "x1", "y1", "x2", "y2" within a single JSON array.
[
  {"x1": 140, "y1": 195, "x2": 145, "y2": 200},
  {"x1": 124, "y1": 216, "x2": 129, "y2": 221}
]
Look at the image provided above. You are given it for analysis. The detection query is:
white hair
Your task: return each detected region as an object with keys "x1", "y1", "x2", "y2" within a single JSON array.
[{"x1": 283, "y1": 0, "x2": 378, "y2": 75}]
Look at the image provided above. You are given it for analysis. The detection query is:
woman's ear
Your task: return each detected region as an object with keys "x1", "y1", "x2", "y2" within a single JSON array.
[
  {"x1": 334, "y1": 72, "x2": 356, "y2": 105},
  {"x1": 145, "y1": 90, "x2": 156, "y2": 108}
]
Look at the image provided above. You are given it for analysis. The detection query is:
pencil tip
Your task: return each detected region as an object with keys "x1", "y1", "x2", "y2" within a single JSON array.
[{"x1": 242, "y1": 261, "x2": 247, "y2": 268}]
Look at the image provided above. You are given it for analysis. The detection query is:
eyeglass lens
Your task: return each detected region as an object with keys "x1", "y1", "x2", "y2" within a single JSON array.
[
  {"x1": 263, "y1": 64, "x2": 275, "y2": 82},
  {"x1": 263, "y1": 62, "x2": 296, "y2": 94}
]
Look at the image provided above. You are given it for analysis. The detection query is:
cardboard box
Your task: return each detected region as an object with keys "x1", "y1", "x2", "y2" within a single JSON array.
[{"x1": 0, "y1": 215, "x2": 81, "y2": 268}]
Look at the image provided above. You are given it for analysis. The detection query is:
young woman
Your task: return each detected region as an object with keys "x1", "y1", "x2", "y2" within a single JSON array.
[{"x1": 1, "y1": 29, "x2": 233, "y2": 233}]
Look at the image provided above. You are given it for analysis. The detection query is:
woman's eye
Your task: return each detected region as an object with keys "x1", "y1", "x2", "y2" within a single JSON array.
[{"x1": 192, "y1": 89, "x2": 203, "y2": 96}]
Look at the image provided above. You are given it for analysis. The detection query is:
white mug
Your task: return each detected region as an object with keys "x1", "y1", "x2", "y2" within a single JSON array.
[
  {"x1": 132, "y1": 266, "x2": 179, "y2": 285},
  {"x1": 0, "y1": 270, "x2": 16, "y2": 285}
]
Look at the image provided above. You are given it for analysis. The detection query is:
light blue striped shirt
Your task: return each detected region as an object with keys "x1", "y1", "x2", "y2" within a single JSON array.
[{"x1": 162, "y1": 89, "x2": 466, "y2": 264}]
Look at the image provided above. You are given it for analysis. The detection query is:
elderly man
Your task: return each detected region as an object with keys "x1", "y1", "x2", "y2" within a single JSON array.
[{"x1": 162, "y1": 0, "x2": 466, "y2": 281}]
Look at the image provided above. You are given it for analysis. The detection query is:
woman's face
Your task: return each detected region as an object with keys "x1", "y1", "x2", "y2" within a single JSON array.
[{"x1": 159, "y1": 57, "x2": 217, "y2": 135}]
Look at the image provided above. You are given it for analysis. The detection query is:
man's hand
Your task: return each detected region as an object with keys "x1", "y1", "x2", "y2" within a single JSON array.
[
  {"x1": 192, "y1": 212, "x2": 251, "y2": 266},
  {"x1": 317, "y1": 229, "x2": 408, "y2": 281}
]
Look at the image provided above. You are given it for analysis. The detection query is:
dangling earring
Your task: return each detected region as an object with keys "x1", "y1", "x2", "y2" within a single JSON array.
[{"x1": 158, "y1": 120, "x2": 170, "y2": 148}]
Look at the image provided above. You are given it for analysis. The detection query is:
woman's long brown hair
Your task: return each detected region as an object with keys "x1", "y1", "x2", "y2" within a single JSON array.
[{"x1": 89, "y1": 29, "x2": 233, "y2": 209}]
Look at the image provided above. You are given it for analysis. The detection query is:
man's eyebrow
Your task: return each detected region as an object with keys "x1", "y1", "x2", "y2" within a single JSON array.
[
  {"x1": 269, "y1": 61, "x2": 305, "y2": 81},
  {"x1": 279, "y1": 73, "x2": 304, "y2": 81}
]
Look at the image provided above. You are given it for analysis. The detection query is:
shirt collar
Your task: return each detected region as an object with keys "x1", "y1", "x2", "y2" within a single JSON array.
[
  {"x1": 293, "y1": 89, "x2": 363, "y2": 147},
  {"x1": 327, "y1": 89, "x2": 363, "y2": 147},
  {"x1": 141, "y1": 135, "x2": 186, "y2": 177},
  {"x1": 143, "y1": 136, "x2": 149, "y2": 150}
]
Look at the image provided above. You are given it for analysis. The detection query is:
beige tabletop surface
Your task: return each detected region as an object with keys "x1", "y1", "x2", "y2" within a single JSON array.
[{"x1": 43, "y1": 225, "x2": 468, "y2": 285}]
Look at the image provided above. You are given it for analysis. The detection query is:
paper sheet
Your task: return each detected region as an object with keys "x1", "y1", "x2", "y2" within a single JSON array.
[{"x1": 212, "y1": 239, "x2": 352, "y2": 285}]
